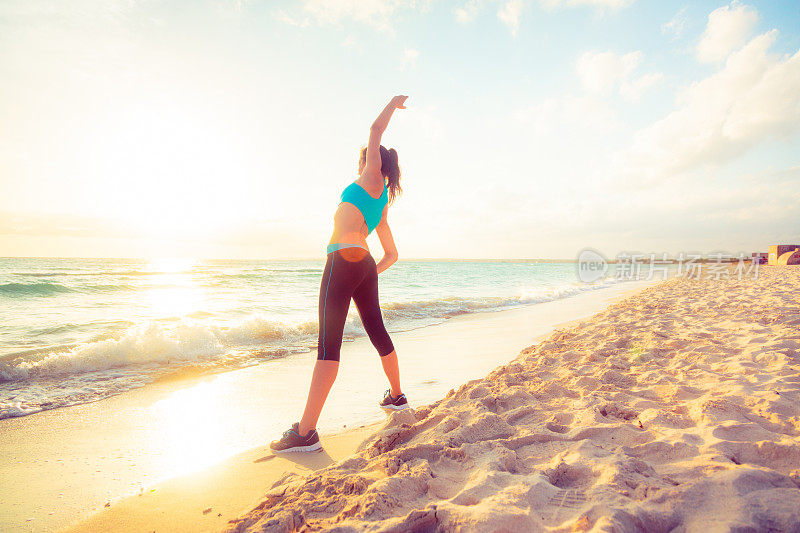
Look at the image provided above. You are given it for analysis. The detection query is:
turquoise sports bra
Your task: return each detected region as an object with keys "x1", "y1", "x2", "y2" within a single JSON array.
[{"x1": 339, "y1": 180, "x2": 388, "y2": 234}]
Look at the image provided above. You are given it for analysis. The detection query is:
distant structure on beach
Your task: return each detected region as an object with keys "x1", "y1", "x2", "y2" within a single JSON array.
[
  {"x1": 751, "y1": 253, "x2": 768, "y2": 264},
  {"x1": 768, "y1": 244, "x2": 800, "y2": 265}
]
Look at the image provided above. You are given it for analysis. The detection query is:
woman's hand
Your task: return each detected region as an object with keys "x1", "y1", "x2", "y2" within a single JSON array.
[
  {"x1": 366, "y1": 95, "x2": 409, "y2": 175},
  {"x1": 364, "y1": 94, "x2": 408, "y2": 174},
  {"x1": 375, "y1": 214, "x2": 398, "y2": 274},
  {"x1": 391, "y1": 95, "x2": 408, "y2": 109}
]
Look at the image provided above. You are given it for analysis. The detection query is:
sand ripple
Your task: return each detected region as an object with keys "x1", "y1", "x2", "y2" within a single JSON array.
[{"x1": 228, "y1": 267, "x2": 800, "y2": 532}]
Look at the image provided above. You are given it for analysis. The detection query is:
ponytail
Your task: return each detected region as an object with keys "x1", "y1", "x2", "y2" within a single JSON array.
[
  {"x1": 380, "y1": 145, "x2": 402, "y2": 204},
  {"x1": 359, "y1": 145, "x2": 403, "y2": 204}
]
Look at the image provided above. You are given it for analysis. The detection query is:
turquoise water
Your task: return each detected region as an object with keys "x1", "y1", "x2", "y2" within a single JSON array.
[{"x1": 0, "y1": 257, "x2": 618, "y2": 419}]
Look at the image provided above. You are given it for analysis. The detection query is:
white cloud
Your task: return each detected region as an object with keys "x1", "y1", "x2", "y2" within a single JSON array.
[
  {"x1": 400, "y1": 47, "x2": 419, "y2": 70},
  {"x1": 508, "y1": 94, "x2": 625, "y2": 201},
  {"x1": 277, "y1": 0, "x2": 633, "y2": 35},
  {"x1": 662, "y1": 6, "x2": 687, "y2": 40},
  {"x1": 497, "y1": 0, "x2": 525, "y2": 37},
  {"x1": 516, "y1": 95, "x2": 622, "y2": 136},
  {"x1": 618, "y1": 29, "x2": 800, "y2": 182},
  {"x1": 538, "y1": 0, "x2": 635, "y2": 11},
  {"x1": 577, "y1": 50, "x2": 641, "y2": 93},
  {"x1": 619, "y1": 71, "x2": 664, "y2": 101},
  {"x1": 454, "y1": 0, "x2": 482, "y2": 24},
  {"x1": 274, "y1": 8, "x2": 303, "y2": 27},
  {"x1": 276, "y1": 0, "x2": 430, "y2": 31},
  {"x1": 301, "y1": 0, "x2": 395, "y2": 29},
  {"x1": 723, "y1": 35, "x2": 800, "y2": 140},
  {"x1": 697, "y1": 1, "x2": 758, "y2": 63},
  {"x1": 577, "y1": 50, "x2": 662, "y2": 101}
]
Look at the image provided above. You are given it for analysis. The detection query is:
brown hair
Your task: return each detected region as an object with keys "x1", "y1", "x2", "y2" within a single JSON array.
[{"x1": 360, "y1": 145, "x2": 402, "y2": 204}]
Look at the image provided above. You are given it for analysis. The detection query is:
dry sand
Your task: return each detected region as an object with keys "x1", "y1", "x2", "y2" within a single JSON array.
[{"x1": 227, "y1": 267, "x2": 800, "y2": 532}]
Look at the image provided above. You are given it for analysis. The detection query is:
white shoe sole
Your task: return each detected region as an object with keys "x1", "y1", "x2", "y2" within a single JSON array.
[
  {"x1": 271, "y1": 441, "x2": 323, "y2": 453},
  {"x1": 381, "y1": 403, "x2": 411, "y2": 411}
]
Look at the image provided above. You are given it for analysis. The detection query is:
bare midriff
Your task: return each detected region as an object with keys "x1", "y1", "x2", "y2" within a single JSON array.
[{"x1": 328, "y1": 202, "x2": 370, "y2": 252}]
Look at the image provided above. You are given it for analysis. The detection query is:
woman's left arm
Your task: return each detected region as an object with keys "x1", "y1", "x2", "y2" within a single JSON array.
[{"x1": 374, "y1": 209, "x2": 398, "y2": 274}]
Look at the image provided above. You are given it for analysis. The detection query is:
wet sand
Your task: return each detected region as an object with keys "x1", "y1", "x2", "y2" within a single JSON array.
[{"x1": 63, "y1": 425, "x2": 378, "y2": 533}]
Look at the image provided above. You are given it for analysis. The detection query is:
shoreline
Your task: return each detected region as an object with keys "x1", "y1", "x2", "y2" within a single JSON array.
[
  {"x1": 1, "y1": 268, "x2": 628, "y2": 423},
  {"x1": 52, "y1": 278, "x2": 661, "y2": 533}
]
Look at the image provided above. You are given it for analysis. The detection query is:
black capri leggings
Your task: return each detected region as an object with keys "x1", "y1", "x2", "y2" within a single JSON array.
[{"x1": 317, "y1": 247, "x2": 395, "y2": 361}]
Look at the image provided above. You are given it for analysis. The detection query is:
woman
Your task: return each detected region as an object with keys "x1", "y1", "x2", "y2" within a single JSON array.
[{"x1": 270, "y1": 95, "x2": 410, "y2": 453}]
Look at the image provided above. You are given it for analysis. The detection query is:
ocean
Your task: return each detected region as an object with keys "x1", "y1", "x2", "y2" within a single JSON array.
[{"x1": 0, "y1": 257, "x2": 619, "y2": 420}]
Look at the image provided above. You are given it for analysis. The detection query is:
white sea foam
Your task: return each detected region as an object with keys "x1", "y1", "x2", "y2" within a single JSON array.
[
  {"x1": 1, "y1": 322, "x2": 224, "y2": 381},
  {"x1": 0, "y1": 255, "x2": 622, "y2": 419},
  {"x1": 1, "y1": 278, "x2": 615, "y2": 382}
]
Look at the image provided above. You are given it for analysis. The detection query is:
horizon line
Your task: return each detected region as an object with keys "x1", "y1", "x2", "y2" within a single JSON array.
[{"x1": 0, "y1": 255, "x2": 580, "y2": 263}]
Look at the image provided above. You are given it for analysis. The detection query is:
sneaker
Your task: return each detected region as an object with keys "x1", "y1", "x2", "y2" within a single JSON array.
[
  {"x1": 379, "y1": 389, "x2": 410, "y2": 411},
  {"x1": 270, "y1": 422, "x2": 322, "y2": 453}
]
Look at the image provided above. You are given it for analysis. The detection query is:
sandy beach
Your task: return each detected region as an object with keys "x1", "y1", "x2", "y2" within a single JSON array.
[
  {"x1": 53, "y1": 267, "x2": 800, "y2": 532},
  {"x1": 1, "y1": 275, "x2": 651, "y2": 533},
  {"x1": 211, "y1": 267, "x2": 799, "y2": 532}
]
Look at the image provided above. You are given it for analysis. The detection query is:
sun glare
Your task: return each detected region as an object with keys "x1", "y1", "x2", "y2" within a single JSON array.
[
  {"x1": 145, "y1": 257, "x2": 196, "y2": 273},
  {"x1": 142, "y1": 258, "x2": 206, "y2": 317},
  {"x1": 148, "y1": 379, "x2": 240, "y2": 478}
]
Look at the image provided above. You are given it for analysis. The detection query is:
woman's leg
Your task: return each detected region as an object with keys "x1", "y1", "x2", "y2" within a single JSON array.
[
  {"x1": 378, "y1": 350, "x2": 402, "y2": 397},
  {"x1": 298, "y1": 360, "x2": 338, "y2": 435},
  {"x1": 352, "y1": 258, "x2": 402, "y2": 396},
  {"x1": 298, "y1": 251, "x2": 363, "y2": 436}
]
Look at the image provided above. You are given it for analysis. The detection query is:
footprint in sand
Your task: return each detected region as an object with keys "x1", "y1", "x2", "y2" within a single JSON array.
[
  {"x1": 546, "y1": 489, "x2": 588, "y2": 525},
  {"x1": 546, "y1": 462, "x2": 593, "y2": 490},
  {"x1": 713, "y1": 440, "x2": 800, "y2": 473},
  {"x1": 546, "y1": 422, "x2": 570, "y2": 434},
  {"x1": 712, "y1": 422, "x2": 777, "y2": 442}
]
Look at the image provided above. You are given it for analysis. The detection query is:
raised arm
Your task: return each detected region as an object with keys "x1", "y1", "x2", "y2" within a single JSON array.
[
  {"x1": 364, "y1": 95, "x2": 408, "y2": 177},
  {"x1": 374, "y1": 207, "x2": 398, "y2": 274}
]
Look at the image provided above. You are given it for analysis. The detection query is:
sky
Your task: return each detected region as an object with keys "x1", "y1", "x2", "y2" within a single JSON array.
[{"x1": 1, "y1": 0, "x2": 799, "y2": 260}]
